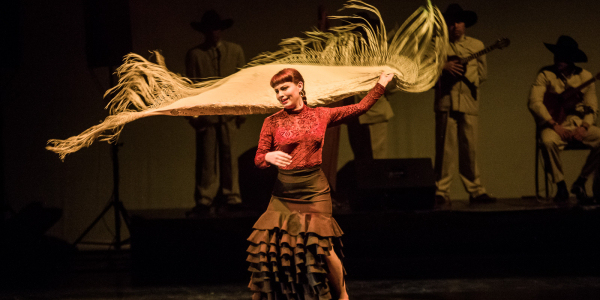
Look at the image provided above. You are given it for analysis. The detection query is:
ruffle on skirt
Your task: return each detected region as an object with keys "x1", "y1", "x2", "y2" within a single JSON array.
[
  {"x1": 246, "y1": 211, "x2": 344, "y2": 300},
  {"x1": 247, "y1": 166, "x2": 345, "y2": 300}
]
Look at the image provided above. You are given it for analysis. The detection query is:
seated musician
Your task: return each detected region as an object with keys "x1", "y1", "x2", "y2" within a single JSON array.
[{"x1": 528, "y1": 35, "x2": 599, "y2": 204}]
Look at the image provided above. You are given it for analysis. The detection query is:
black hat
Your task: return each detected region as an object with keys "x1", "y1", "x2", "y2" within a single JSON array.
[
  {"x1": 191, "y1": 10, "x2": 233, "y2": 33},
  {"x1": 544, "y1": 35, "x2": 587, "y2": 63},
  {"x1": 443, "y1": 4, "x2": 478, "y2": 28}
]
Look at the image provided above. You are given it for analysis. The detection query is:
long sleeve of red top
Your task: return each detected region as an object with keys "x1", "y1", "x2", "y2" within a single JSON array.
[{"x1": 255, "y1": 83, "x2": 386, "y2": 170}]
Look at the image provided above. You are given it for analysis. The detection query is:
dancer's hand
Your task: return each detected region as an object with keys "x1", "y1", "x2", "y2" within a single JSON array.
[
  {"x1": 265, "y1": 151, "x2": 292, "y2": 168},
  {"x1": 378, "y1": 72, "x2": 394, "y2": 87}
]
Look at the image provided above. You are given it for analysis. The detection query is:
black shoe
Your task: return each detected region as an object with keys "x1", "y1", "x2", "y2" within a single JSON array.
[
  {"x1": 578, "y1": 197, "x2": 597, "y2": 206},
  {"x1": 570, "y1": 178, "x2": 588, "y2": 201},
  {"x1": 185, "y1": 204, "x2": 212, "y2": 218},
  {"x1": 554, "y1": 184, "x2": 569, "y2": 203},
  {"x1": 469, "y1": 193, "x2": 497, "y2": 204},
  {"x1": 434, "y1": 195, "x2": 451, "y2": 210},
  {"x1": 221, "y1": 202, "x2": 249, "y2": 213}
]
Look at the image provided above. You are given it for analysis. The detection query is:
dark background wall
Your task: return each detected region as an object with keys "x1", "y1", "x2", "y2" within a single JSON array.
[{"x1": 2, "y1": 0, "x2": 600, "y2": 244}]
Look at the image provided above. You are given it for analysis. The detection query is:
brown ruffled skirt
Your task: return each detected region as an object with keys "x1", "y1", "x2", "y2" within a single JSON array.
[{"x1": 247, "y1": 166, "x2": 344, "y2": 300}]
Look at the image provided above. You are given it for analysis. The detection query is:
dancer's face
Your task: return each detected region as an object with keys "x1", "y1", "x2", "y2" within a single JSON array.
[{"x1": 273, "y1": 81, "x2": 304, "y2": 111}]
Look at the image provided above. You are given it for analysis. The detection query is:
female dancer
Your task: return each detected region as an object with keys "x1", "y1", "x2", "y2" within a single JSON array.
[{"x1": 247, "y1": 68, "x2": 394, "y2": 300}]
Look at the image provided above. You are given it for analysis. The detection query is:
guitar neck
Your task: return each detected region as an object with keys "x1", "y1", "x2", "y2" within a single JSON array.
[
  {"x1": 460, "y1": 46, "x2": 496, "y2": 64},
  {"x1": 575, "y1": 76, "x2": 598, "y2": 92}
]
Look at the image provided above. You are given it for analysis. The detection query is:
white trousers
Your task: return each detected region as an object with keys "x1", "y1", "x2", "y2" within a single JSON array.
[
  {"x1": 539, "y1": 116, "x2": 600, "y2": 184},
  {"x1": 434, "y1": 111, "x2": 486, "y2": 198}
]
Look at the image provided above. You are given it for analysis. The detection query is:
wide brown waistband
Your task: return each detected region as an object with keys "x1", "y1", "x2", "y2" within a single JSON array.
[
  {"x1": 267, "y1": 196, "x2": 332, "y2": 215},
  {"x1": 271, "y1": 193, "x2": 331, "y2": 204},
  {"x1": 272, "y1": 166, "x2": 330, "y2": 202},
  {"x1": 277, "y1": 165, "x2": 322, "y2": 176}
]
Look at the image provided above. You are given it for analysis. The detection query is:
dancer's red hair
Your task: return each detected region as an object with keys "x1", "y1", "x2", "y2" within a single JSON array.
[{"x1": 270, "y1": 68, "x2": 305, "y2": 88}]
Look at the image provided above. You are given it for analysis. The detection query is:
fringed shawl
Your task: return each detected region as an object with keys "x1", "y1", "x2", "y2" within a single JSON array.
[{"x1": 47, "y1": 0, "x2": 448, "y2": 160}]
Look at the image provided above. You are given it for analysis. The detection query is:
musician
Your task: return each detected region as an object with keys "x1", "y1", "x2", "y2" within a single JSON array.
[
  {"x1": 185, "y1": 10, "x2": 246, "y2": 216},
  {"x1": 346, "y1": 12, "x2": 395, "y2": 160},
  {"x1": 434, "y1": 4, "x2": 496, "y2": 207},
  {"x1": 528, "y1": 35, "x2": 599, "y2": 203}
]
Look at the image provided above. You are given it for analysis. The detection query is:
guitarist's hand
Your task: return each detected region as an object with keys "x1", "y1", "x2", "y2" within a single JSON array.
[
  {"x1": 553, "y1": 124, "x2": 572, "y2": 141},
  {"x1": 572, "y1": 126, "x2": 588, "y2": 142},
  {"x1": 444, "y1": 60, "x2": 464, "y2": 77}
]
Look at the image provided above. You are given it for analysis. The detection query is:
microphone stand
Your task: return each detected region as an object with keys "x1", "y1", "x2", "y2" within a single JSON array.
[{"x1": 73, "y1": 66, "x2": 130, "y2": 250}]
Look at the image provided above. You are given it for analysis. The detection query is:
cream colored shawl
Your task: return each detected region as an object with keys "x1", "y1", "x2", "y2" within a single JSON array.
[{"x1": 47, "y1": 0, "x2": 448, "y2": 160}]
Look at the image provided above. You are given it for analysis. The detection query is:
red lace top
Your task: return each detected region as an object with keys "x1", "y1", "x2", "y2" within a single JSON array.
[{"x1": 255, "y1": 83, "x2": 386, "y2": 170}]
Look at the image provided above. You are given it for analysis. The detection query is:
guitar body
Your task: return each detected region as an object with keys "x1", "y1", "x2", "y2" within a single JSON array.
[
  {"x1": 446, "y1": 55, "x2": 467, "y2": 76},
  {"x1": 543, "y1": 92, "x2": 567, "y2": 125},
  {"x1": 438, "y1": 38, "x2": 510, "y2": 91},
  {"x1": 543, "y1": 87, "x2": 584, "y2": 124},
  {"x1": 439, "y1": 56, "x2": 466, "y2": 89}
]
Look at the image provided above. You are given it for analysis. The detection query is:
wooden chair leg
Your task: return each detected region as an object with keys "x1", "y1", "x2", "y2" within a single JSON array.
[
  {"x1": 544, "y1": 162, "x2": 549, "y2": 200},
  {"x1": 536, "y1": 139, "x2": 551, "y2": 200},
  {"x1": 535, "y1": 143, "x2": 540, "y2": 199}
]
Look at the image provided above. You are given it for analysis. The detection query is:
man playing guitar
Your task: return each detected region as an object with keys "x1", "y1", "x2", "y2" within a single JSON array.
[
  {"x1": 434, "y1": 4, "x2": 496, "y2": 208},
  {"x1": 529, "y1": 35, "x2": 599, "y2": 204}
]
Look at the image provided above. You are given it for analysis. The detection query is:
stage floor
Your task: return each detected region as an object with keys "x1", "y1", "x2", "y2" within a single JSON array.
[
  {"x1": 125, "y1": 197, "x2": 600, "y2": 285},
  {"x1": 130, "y1": 196, "x2": 600, "y2": 219},
  {"x1": 2, "y1": 198, "x2": 599, "y2": 299},
  {"x1": 438, "y1": 196, "x2": 599, "y2": 212},
  {"x1": 4, "y1": 276, "x2": 600, "y2": 299}
]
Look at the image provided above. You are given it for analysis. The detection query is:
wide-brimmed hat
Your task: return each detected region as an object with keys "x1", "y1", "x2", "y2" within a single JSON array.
[
  {"x1": 443, "y1": 4, "x2": 477, "y2": 28},
  {"x1": 544, "y1": 35, "x2": 587, "y2": 63},
  {"x1": 191, "y1": 10, "x2": 233, "y2": 33}
]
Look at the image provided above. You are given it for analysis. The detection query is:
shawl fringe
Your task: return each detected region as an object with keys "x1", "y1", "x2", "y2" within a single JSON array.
[{"x1": 47, "y1": 0, "x2": 447, "y2": 159}]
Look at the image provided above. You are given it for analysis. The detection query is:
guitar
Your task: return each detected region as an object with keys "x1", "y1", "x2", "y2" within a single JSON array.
[
  {"x1": 543, "y1": 72, "x2": 600, "y2": 124},
  {"x1": 440, "y1": 38, "x2": 511, "y2": 89}
]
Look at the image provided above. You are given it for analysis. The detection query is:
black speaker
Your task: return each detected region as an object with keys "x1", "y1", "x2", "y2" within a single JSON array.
[
  {"x1": 337, "y1": 158, "x2": 435, "y2": 211},
  {"x1": 84, "y1": 0, "x2": 132, "y2": 68}
]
